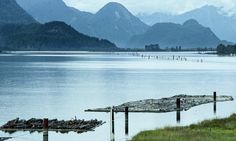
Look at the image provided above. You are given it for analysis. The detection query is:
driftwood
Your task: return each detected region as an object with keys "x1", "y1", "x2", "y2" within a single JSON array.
[
  {"x1": 0, "y1": 118, "x2": 105, "y2": 134},
  {"x1": 85, "y1": 95, "x2": 233, "y2": 113}
]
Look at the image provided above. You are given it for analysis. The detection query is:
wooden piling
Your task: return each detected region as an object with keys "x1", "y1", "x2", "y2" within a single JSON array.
[
  {"x1": 125, "y1": 107, "x2": 129, "y2": 135},
  {"x1": 43, "y1": 118, "x2": 48, "y2": 129},
  {"x1": 214, "y1": 92, "x2": 217, "y2": 114},
  {"x1": 43, "y1": 130, "x2": 48, "y2": 141},
  {"x1": 214, "y1": 102, "x2": 216, "y2": 114},
  {"x1": 110, "y1": 107, "x2": 115, "y2": 141},
  {"x1": 214, "y1": 92, "x2": 217, "y2": 102},
  {"x1": 176, "y1": 98, "x2": 181, "y2": 123},
  {"x1": 43, "y1": 118, "x2": 49, "y2": 141}
]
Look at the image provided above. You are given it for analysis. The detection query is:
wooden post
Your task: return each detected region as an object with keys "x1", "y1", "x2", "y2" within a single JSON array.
[
  {"x1": 43, "y1": 130, "x2": 48, "y2": 141},
  {"x1": 176, "y1": 98, "x2": 181, "y2": 123},
  {"x1": 214, "y1": 102, "x2": 216, "y2": 114},
  {"x1": 125, "y1": 107, "x2": 129, "y2": 135},
  {"x1": 110, "y1": 107, "x2": 115, "y2": 141},
  {"x1": 214, "y1": 92, "x2": 217, "y2": 102},
  {"x1": 43, "y1": 118, "x2": 48, "y2": 141},
  {"x1": 43, "y1": 118, "x2": 48, "y2": 129},
  {"x1": 214, "y1": 92, "x2": 217, "y2": 114}
]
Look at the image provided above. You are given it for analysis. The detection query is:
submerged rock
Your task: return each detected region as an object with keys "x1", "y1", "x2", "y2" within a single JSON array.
[{"x1": 85, "y1": 95, "x2": 234, "y2": 113}]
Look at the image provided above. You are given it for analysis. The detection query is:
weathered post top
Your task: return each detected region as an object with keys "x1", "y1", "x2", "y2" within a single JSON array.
[
  {"x1": 43, "y1": 118, "x2": 48, "y2": 129},
  {"x1": 214, "y1": 92, "x2": 217, "y2": 101},
  {"x1": 176, "y1": 98, "x2": 181, "y2": 110}
]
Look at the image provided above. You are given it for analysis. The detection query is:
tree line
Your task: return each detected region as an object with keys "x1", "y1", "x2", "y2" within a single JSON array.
[{"x1": 217, "y1": 44, "x2": 236, "y2": 55}]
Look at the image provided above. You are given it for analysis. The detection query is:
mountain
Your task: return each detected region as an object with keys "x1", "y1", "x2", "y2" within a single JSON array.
[
  {"x1": 0, "y1": 21, "x2": 117, "y2": 51},
  {"x1": 89, "y1": 2, "x2": 149, "y2": 47},
  {"x1": 0, "y1": 0, "x2": 117, "y2": 51},
  {"x1": 16, "y1": 1, "x2": 149, "y2": 47},
  {"x1": 137, "y1": 5, "x2": 236, "y2": 43},
  {"x1": 137, "y1": 12, "x2": 174, "y2": 25},
  {"x1": 128, "y1": 19, "x2": 223, "y2": 49},
  {"x1": 16, "y1": 0, "x2": 93, "y2": 34},
  {"x1": 0, "y1": 0, "x2": 36, "y2": 24}
]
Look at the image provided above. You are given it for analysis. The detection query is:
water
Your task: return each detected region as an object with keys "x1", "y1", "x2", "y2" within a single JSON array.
[{"x1": 0, "y1": 52, "x2": 236, "y2": 141}]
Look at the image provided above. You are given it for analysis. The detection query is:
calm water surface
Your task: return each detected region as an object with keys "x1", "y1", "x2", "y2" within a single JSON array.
[{"x1": 0, "y1": 52, "x2": 236, "y2": 141}]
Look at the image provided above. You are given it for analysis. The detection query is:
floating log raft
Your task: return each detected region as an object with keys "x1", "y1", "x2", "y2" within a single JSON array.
[
  {"x1": 85, "y1": 95, "x2": 233, "y2": 113},
  {"x1": 0, "y1": 118, "x2": 105, "y2": 134},
  {"x1": 0, "y1": 137, "x2": 12, "y2": 141}
]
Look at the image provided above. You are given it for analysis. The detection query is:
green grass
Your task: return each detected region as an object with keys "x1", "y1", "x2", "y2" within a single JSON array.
[{"x1": 132, "y1": 114, "x2": 236, "y2": 141}]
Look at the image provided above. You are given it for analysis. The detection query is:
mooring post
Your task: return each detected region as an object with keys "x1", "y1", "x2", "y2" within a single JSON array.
[
  {"x1": 176, "y1": 98, "x2": 181, "y2": 123},
  {"x1": 110, "y1": 107, "x2": 115, "y2": 141},
  {"x1": 213, "y1": 92, "x2": 217, "y2": 114},
  {"x1": 125, "y1": 107, "x2": 129, "y2": 135},
  {"x1": 43, "y1": 118, "x2": 48, "y2": 141},
  {"x1": 43, "y1": 118, "x2": 48, "y2": 129},
  {"x1": 214, "y1": 92, "x2": 217, "y2": 102}
]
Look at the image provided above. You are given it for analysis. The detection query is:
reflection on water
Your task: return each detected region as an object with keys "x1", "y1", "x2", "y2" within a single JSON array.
[
  {"x1": 0, "y1": 52, "x2": 236, "y2": 141},
  {"x1": 43, "y1": 130, "x2": 48, "y2": 141}
]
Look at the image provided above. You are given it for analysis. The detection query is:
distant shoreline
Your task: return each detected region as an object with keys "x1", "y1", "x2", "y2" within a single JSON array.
[{"x1": 0, "y1": 50, "x2": 217, "y2": 54}]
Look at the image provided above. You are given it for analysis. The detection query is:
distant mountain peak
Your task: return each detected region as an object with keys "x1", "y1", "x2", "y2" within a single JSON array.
[
  {"x1": 104, "y1": 2, "x2": 127, "y2": 10},
  {"x1": 192, "y1": 5, "x2": 221, "y2": 15},
  {"x1": 183, "y1": 19, "x2": 200, "y2": 26},
  {"x1": 92, "y1": 1, "x2": 148, "y2": 47},
  {"x1": 200, "y1": 5, "x2": 218, "y2": 10},
  {"x1": 199, "y1": 5, "x2": 222, "y2": 11},
  {"x1": 96, "y1": 2, "x2": 131, "y2": 18},
  {"x1": 128, "y1": 19, "x2": 221, "y2": 49}
]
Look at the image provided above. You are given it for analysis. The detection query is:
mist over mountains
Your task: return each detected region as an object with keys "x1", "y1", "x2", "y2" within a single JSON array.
[
  {"x1": 1, "y1": 0, "x2": 234, "y2": 50},
  {"x1": 138, "y1": 5, "x2": 236, "y2": 43}
]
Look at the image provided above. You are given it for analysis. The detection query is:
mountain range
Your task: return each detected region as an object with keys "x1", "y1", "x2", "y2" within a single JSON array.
[
  {"x1": 137, "y1": 5, "x2": 236, "y2": 43},
  {"x1": 1, "y1": 0, "x2": 233, "y2": 50},
  {"x1": 0, "y1": 0, "x2": 117, "y2": 51},
  {"x1": 16, "y1": 0, "x2": 148, "y2": 47},
  {"x1": 128, "y1": 19, "x2": 223, "y2": 48}
]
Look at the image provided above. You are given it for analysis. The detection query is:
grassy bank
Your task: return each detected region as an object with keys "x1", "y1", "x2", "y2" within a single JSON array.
[{"x1": 132, "y1": 114, "x2": 236, "y2": 141}]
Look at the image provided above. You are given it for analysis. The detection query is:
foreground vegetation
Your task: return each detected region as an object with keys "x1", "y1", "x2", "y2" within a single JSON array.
[{"x1": 132, "y1": 114, "x2": 236, "y2": 141}]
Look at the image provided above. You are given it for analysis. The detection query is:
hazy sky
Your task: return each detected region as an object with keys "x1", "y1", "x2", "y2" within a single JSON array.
[{"x1": 64, "y1": 0, "x2": 236, "y2": 15}]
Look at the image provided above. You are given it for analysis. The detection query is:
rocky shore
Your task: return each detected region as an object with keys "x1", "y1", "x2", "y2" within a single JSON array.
[
  {"x1": 0, "y1": 118, "x2": 105, "y2": 134},
  {"x1": 85, "y1": 95, "x2": 234, "y2": 113}
]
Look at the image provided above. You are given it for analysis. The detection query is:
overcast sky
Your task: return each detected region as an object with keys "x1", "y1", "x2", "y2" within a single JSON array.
[{"x1": 63, "y1": 0, "x2": 236, "y2": 15}]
